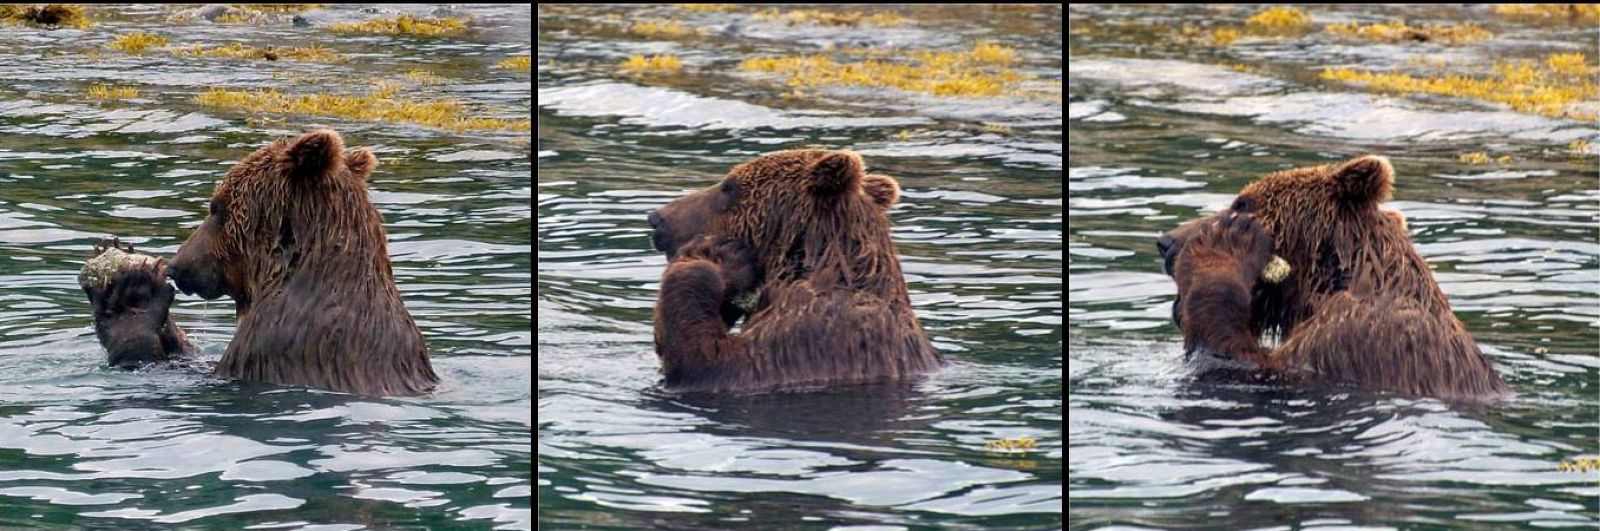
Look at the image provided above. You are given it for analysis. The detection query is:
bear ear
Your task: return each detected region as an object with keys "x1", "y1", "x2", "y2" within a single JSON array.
[
  {"x1": 285, "y1": 129, "x2": 346, "y2": 182},
  {"x1": 806, "y1": 150, "x2": 864, "y2": 197},
  {"x1": 345, "y1": 148, "x2": 378, "y2": 179},
  {"x1": 1331, "y1": 155, "x2": 1394, "y2": 205},
  {"x1": 861, "y1": 173, "x2": 900, "y2": 210}
]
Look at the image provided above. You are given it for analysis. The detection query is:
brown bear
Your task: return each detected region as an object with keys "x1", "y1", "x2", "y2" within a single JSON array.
[
  {"x1": 166, "y1": 129, "x2": 438, "y2": 396},
  {"x1": 647, "y1": 149, "x2": 943, "y2": 394},
  {"x1": 1157, "y1": 155, "x2": 1509, "y2": 401},
  {"x1": 80, "y1": 237, "x2": 196, "y2": 368}
]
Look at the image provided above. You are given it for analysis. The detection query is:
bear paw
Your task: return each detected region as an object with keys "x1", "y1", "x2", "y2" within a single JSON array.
[{"x1": 674, "y1": 236, "x2": 759, "y2": 299}]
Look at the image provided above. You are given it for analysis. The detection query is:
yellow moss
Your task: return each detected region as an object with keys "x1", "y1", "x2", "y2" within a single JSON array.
[
  {"x1": 106, "y1": 32, "x2": 168, "y2": 54},
  {"x1": 85, "y1": 84, "x2": 138, "y2": 102},
  {"x1": 214, "y1": 11, "x2": 256, "y2": 24},
  {"x1": 1460, "y1": 151, "x2": 1517, "y2": 165},
  {"x1": 170, "y1": 42, "x2": 340, "y2": 61},
  {"x1": 497, "y1": 55, "x2": 531, "y2": 71},
  {"x1": 985, "y1": 436, "x2": 1037, "y2": 453},
  {"x1": 369, "y1": 80, "x2": 401, "y2": 100},
  {"x1": 1492, "y1": 4, "x2": 1600, "y2": 24},
  {"x1": 1546, "y1": 52, "x2": 1589, "y2": 76},
  {"x1": 619, "y1": 54, "x2": 683, "y2": 72},
  {"x1": 629, "y1": 19, "x2": 700, "y2": 38},
  {"x1": 674, "y1": 4, "x2": 734, "y2": 12},
  {"x1": 403, "y1": 68, "x2": 444, "y2": 84},
  {"x1": 754, "y1": 8, "x2": 905, "y2": 27},
  {"x1": 1324, "y1": 21, "x2": 1492, "y2": 45},
  {"x1": 895, "y1": 129, "x2": 910, "y2": 141},
  {"x1": 1176, "y1": 25, "x2": 1243, "y2": 47},
  {"x1": 862, "y1": 11, "x2": 905, "y2": 27},
  {"x1": 0, "y1": 3, "x2": 87, "y2": 28},
  {"x1": 1321, "y1": 53, "x2": 1600, "y2": 122},
  {"x1": 981, "y1": 122, "x2": 1012, "y2": 134},
  {"x1": 233, "y1": 4, "x2": 325, "y2": 14},
  {"x1": 970, "y1": 41, "x2": 1018, "y2": 64},
  {"x1": 1223, "y1": 62, "x2": 1261, "y2": 74},
  {"x1": 1209, "y1": 27, "x2": 1240, "y2": 46},
  {"x1": 328, "y1": 14, "x2": 467, "y2": 37},
  {"x1": 193, "y1": 86, "x2": 529, "y2": 132},
  {"x1": 1403, "y1": 55, "x2": 1451, "y2": 71},
  {"x1": 1570, "y1": 139, "x2": 1592, "y2": 156},
  {"x1": 740, "y1": 42, "x2": 1030, "y2": 98},
  {"x1": 1245, "y1": 6, "x2": 1310, "y2": 31}
]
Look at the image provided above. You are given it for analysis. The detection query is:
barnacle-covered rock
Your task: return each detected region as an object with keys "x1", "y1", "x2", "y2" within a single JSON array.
[
  {"x1": 1261, "y1": 255, "x2": 1291, "y2": 284},
  {"x1": 79, "y1": 237, "x2": 161, "y2": 291}
]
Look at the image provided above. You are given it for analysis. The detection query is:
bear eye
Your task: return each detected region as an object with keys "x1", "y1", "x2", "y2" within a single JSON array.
[
  {"x1": 721, "y1": 180, "x2": 739, "y2": 196},
  {"x1": 209, "y1": 200, "x2": 225, "y2": 218}
]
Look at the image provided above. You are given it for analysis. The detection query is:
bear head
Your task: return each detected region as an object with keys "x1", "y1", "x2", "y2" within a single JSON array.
[
  {"x1": 648, "y1": 149, "x2": 904, "y2": 292},
  {"x1": 167, "y1": 129, "x2": 381, "y2": 318},
  {"x1": 1158, "y1": 155, "x2": 1439, "y2": 339}
]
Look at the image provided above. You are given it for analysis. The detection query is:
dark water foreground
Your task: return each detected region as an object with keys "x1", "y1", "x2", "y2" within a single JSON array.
[
  {"x1": 539, "y1": 4, "x2": 1063, "y2": 530},
  {"x1": 0, "y1": 4, "x2": 531, "y2": 529},
  {"x1": 1070, "y1": 4, "x2": 1599, "y2": 529}
]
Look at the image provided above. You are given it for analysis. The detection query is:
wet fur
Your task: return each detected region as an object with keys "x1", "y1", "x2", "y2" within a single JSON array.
[
  {"x1": 1162, "y1": 155, "x2": 1509, "y2": 401},
  {"x1": 167, "y1": 130, "x2": 437, "y2": 396},
  {"x1": 650, "y1": 149, "x2": 941, "y2": 394}
]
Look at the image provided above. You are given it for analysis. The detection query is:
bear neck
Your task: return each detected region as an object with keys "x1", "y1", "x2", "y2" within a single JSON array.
[
  {"x1": 762, "y1": 214, "x2": 910, "y2": 303},
  {"x1": 258, "y1": 199, "x2": 401, "y2": 306},
  {"x1": 223, "y1": 203, "x2": 433, "y2": 396},
  {"x1": 1268, "y1": 214, "x2": 1458, "y2": 337}
]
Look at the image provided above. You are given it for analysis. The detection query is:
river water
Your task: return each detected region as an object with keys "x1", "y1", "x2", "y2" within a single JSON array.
[
  {"x1": 538, "y1": 5, "x2": 1063, "y2": 530},
  {"x1": 0, "y1": 4, "x2": 531, "y2": 529},
  {"x1": 1070, "y1": 4, "x2": 1599, "y2": 529}
]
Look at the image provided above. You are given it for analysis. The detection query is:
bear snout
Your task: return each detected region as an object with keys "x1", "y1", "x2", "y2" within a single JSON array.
[
  {"x1": 165, "y1": 262, "x2": 194, "y2": 295},
  {"x1": 165, "y1": 261, "x2": 220, "y2": 299},
  {"x1": 1158, "y1": 233, "x2": 1179, "y2": 276},
  {"x1": 648, "y1": 212, "x2": 668, "y2": 252}
]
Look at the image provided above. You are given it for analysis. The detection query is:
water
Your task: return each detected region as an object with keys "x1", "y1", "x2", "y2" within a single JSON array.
[
  {"x1": 538, "y1": 5, "x2": 1062, "y2": 529},
  {"x1": 0, "y1": 4, "x2": 531, "y2": 529},
  {"x1": 1069, "y1": 5, "x2": 1600, "y2": 529}
]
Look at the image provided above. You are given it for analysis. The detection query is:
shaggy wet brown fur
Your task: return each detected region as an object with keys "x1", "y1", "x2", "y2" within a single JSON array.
[
  {"x1": 649, "y1": 149, "x2": 942, "y2": 394},
  {"x1": 167, "y1": 129, "x2": 437, "y2": 396},
  {"x1": 1159, "y1": 155, "x2": 1508, "y2": 401}
]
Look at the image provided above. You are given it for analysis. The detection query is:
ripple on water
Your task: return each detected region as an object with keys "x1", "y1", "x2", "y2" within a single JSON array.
[{"x1": 539, "y1": 82, "x2": 932, "y2": 130}]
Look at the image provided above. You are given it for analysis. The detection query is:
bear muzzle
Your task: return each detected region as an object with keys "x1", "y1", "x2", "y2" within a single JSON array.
[
  {"x1": 1157, "y1": 233, "x2": 1179, "y2": 276},
  {"x1": 648, "y1": 210, "x2": 668, "y2": 254},
  {"x1": 165, "y1": 262, "x2": 222, "y2": 300}
]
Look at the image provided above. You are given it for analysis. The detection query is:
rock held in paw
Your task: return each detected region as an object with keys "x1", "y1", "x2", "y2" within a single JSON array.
[{"x1": 1260, "y1": 255, "x2": 1291, "y2": 283}]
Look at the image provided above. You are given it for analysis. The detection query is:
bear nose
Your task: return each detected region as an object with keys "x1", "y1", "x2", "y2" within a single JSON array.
[
  {"x1": 1157, "y1": 233, "x2": 1176, "y2": 257},
  {"x1": 648, "y1": 210, "x2": 662, "y2": 229}
]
